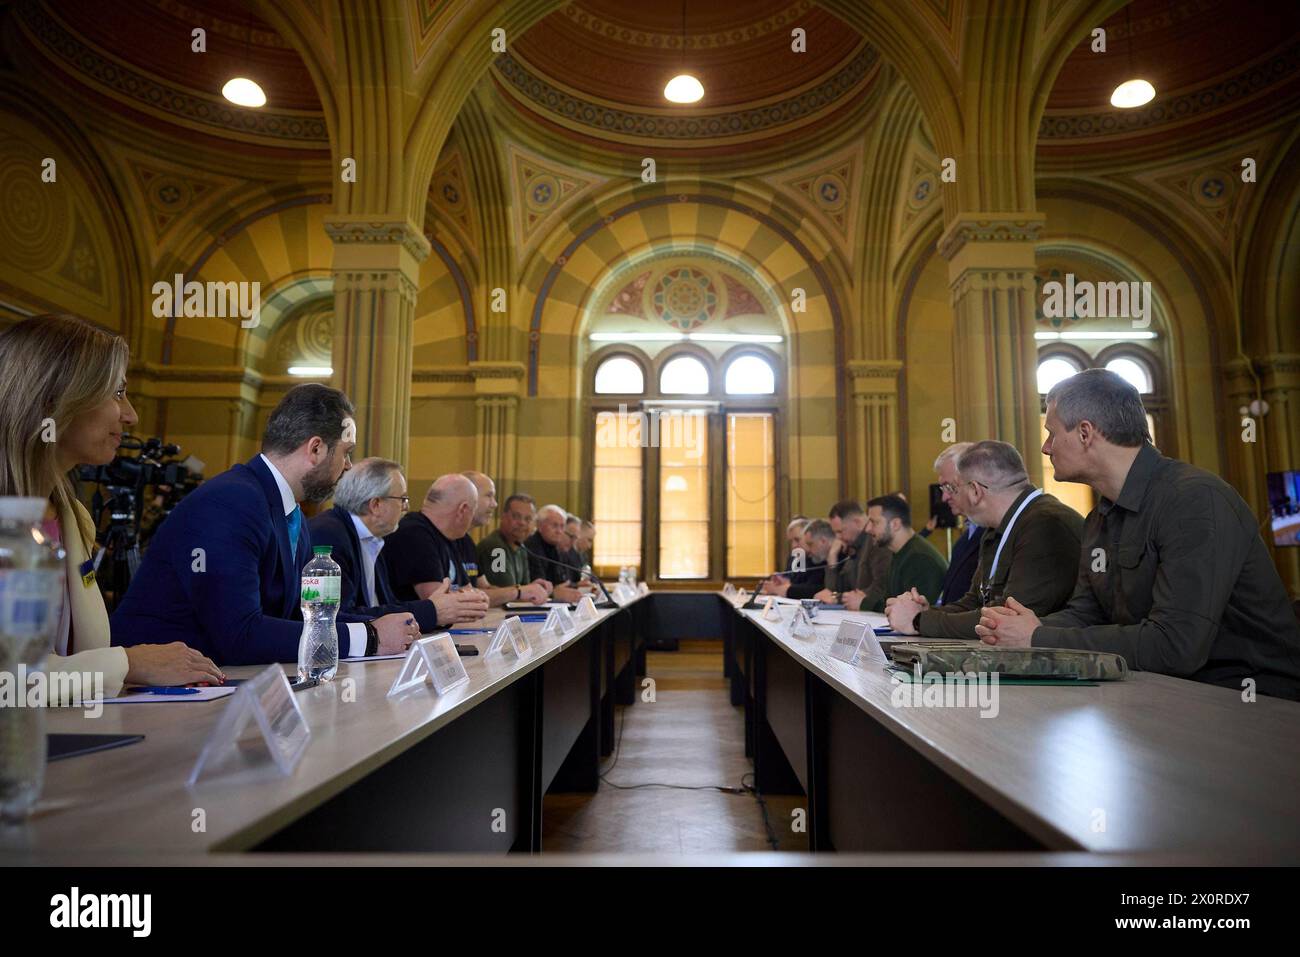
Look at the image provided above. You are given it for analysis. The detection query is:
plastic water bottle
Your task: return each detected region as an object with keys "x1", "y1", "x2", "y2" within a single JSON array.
[
  {"x1": 298, "y1": 545, "x2": 340, "y2": 682},
  {"x1": 0, "y1": 497, "x2": 66, "y2": 822}
]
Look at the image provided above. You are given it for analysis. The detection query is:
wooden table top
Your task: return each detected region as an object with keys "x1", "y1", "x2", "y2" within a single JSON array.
[
  {"x1": 1, "y1": 598, "x2": 642, "y2": 858},
  {"x1": 738, "y1": 605, "x2": 1300, "y2": 858}
]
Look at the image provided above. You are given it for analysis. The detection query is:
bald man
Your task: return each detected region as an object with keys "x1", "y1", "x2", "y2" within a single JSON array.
[
  {"x1": 379, "y1": 473, "x2": 489, "y2": 620},
  {"x1": 462, "y1": 470, "x2": 550, "y2": 606}
]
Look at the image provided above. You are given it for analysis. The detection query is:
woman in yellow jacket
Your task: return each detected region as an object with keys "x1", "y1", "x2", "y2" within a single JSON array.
[{"x1": 0, "y1": 314, "x2": 223, "y2": 701}]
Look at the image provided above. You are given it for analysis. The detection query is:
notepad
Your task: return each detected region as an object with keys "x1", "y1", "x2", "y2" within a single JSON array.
[{"x1": 103, "y1": 685, "x2": 238, "y2": 703}]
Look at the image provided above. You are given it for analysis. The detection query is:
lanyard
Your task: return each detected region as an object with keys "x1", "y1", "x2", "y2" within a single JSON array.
[{"x1": 986, "y1": 489, "x2": 1043, "y2": 587}]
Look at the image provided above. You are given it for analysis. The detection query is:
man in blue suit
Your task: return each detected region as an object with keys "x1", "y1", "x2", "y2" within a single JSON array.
[
  {"x1": 309, "y1": 457, "x2": 488, "y2": 628},
  {"x1": 111, "y1": 384, "x2": 422, "y2": 665}
]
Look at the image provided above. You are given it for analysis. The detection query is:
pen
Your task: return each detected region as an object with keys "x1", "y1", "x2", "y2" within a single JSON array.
[{"x1": 128, "y1": 686, "x2": 201, "y2": 695}]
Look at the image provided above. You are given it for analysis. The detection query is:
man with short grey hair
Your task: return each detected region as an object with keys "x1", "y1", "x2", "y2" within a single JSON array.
[
  {"x1": 311, "y1": 458, "x2": 487, "y2": 629},
  {"x1": 927, "y1": 442, "x2": 984, "y2": 606},
  {"x1": 526, "y1": 504, "x2": 589, "y2": 602},
  {"x1": 762, "y1": 519, "x2": 834, "y2": 598},
  {"x1": 977, "y1": 369, "x2": 1300, "y2": 700},
  {"x1": 886, "y1": 440, "x2": 1082, "y2": 639}
]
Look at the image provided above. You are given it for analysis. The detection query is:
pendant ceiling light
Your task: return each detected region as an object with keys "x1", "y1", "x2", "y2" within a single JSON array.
[
  {"x1": 664, "y1": 1, "x2": 703, "y2": 104},
  {"x1": 1110, "y1": 6, "x2": 1154, "y2": 108},
  {"x1": 223, "y1": 12, "x2": 267, "y2": 108}
]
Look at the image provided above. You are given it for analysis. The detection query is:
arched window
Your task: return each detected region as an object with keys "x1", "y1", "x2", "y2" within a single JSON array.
[
  {"x1": 1105, "y1": 355, "x2": 1153, "y2": 394},
  {"x1": 1037, "y1": 355, "x2": 1082, "y2": 395},
  {"x1": 659, "y1": 355, "x2": 710, "y2": 394},
  {"x1": 724, "y1": 354, "x2": 776, "y2": 394},
  {"x1": 589, "y1": 346, "x2": 783, "y2": 582},
  {"x1": 593, "y1": 355, "x2": 645, "y2": 394}
]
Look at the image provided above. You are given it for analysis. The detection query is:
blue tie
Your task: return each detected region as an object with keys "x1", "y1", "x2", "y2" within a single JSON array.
[{"x1": 286, "y1": 506, "x2": 303, "y2": 564}]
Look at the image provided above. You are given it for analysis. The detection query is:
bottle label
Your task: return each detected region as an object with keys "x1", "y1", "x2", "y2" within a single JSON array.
[
  {"x1": 300, "y1": 575, "x2": 340, "y2": 604},
  {"x1": 0, "y1": 569, "x2": 61, "y2": 638}
]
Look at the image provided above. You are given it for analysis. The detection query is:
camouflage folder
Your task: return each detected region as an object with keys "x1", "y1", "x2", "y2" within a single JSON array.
[{"x1": 888, "y1": 641, "x2": 1129, "y2": 681}]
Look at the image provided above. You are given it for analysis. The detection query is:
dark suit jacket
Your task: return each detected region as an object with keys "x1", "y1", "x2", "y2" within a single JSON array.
[
  {"x1": 308, "y1": 505, "x2": 440, "y2": 633},
  {"x1": 937, "y1": 524, "x2": 985, "y2": 607},
  {"x1": 110, "y1": 455, "x2": 367, "y2": 665}
]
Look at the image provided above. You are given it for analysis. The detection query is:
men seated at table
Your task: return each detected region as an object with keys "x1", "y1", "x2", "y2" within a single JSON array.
[
  {"x1": 885, "y1": 441, "x2": 1083, "y2": 638},
  {"x1": 927, "y1": 443, "x2": 986, "y2": 606},
  {"x1": 784, "y1": 516, "x2": 809, "y2": 564},
  {"x1": 465, "y1": 481, "x2": 551, "y2": 605},
  {"x1": 111, "y1": 384, "x2": 423, "y2": 664},
  {"x1": 477, "y1": 492, "x2": 553, "y2": 601},
  {"x1": 309, "y1": 458, "x2": 489, "y2": 628},
  {"x1": 563, "y1": 513, "x2": 587, "y2": 569},
  {"x1": 526, "y1": 504, "x2": 590, "y2": 602},
  {"x1": 865, "y1": 494, "x2": 948, "y2": 612},
  {"x1": 578, "y1": 519, "x2": 596, "y2": 567},
  {"x1": 976, "y1": 369, "x2": 1300, "y2": 700},
  {"x1": 760, "y1": 518, "x2": 833, "y2": 598},
  {"x1": 813, "y1": 499, "x2": 892, "y2": 611},
  {"x1": 380, "y1": 473, "x2": 490, "y2": 620}
]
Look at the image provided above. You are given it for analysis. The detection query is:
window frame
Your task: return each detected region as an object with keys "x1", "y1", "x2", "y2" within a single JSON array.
[{"x1": 584, "y1": 343, "x2": 784, "y2": 585}]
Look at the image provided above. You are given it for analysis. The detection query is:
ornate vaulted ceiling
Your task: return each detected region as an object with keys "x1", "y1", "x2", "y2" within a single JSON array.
[
  {"x1": 494, "y1": 0, "x2": 881, "y2": 156},
  {"x1": 6, "y1": 0, "x2": 326, "y2": 149},
  {"x1": 1040, "y1": 0, "x2": 1300, "y2": 153}
]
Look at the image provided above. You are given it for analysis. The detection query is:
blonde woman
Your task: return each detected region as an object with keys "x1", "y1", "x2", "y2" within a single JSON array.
[{"x1": 0, "y1": 314, "x2": 223, "y2": 701}]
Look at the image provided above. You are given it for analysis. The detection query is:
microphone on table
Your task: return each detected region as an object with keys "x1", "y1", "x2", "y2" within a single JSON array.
[
  {"x1": 531, "y1": 551, "x2": 619, "y2": 609},
  {"x1": 746, "y1": 553, "x2": 857, "y2": 608}
]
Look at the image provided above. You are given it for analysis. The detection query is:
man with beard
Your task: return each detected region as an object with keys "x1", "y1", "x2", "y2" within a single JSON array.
[
  {"x1": 111, "y1": 384, "x2": 422, "y2": 665},
  {"x1": 864, "y1": 494, "x2": 948, "y2": 612}
]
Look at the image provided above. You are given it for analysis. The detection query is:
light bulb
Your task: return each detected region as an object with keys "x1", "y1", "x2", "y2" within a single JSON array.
[
  {"x1": 664, "y1": 74, "x2": 704, "y2": 104},
  {"x1": 222, "y1": 77, "x2": 267, "y2": 108},
  {"x1": 1110, "y1": 78, "x2": 1155, "y2": 109}
]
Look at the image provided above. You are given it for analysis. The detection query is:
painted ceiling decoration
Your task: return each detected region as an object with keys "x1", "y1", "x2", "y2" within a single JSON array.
[
  {"x1": 12, "y1": 0, "x2": 327, "y2": 148},
  {"x1": 593, "y1": 253, "x2": 773, "y2": 335},
  {"x1": 428, "y1": 147, "x2": 477, "y2": 253},
  {"x1": 770, "y1": 145, "x2": 862, "y2": 254},
  {"x1": 1040, "y1": 0, "x2": 1300, "y2": 147},
  {"x1": 492, "y1": 0, "x2": 878, "y2": 153},
  {"x1": 507, "y1": 141, "x2": 607, "y2": 251}
]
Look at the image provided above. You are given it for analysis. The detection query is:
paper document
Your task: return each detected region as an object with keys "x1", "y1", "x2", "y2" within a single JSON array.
[{"x1": 103, "y1": 685, "x2": 238, "y2": 704}]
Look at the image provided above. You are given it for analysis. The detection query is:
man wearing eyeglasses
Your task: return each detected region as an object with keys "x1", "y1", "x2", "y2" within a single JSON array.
[
  {"x1": 310, "y1": 458, "x2": 488, "y2": 630},
  {"x1": 886, "y1": 441, "x2": 1083, "y2": 639}
]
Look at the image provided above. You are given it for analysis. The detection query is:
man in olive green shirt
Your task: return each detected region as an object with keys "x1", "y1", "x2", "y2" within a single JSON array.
[
  {"x1": 886, "y1": 440, "x2": 1084, "y2": 639},
  {"x1": 814, "y1": 499, "x2": 893, "y2": 610},
  {"x1": 475, "y1": 492, "x2": 551, "y2": 604},
  {"x1": 978, "y1": 370, "x2": 1300, "y2": 700},
  {"x1": 865, "y1": 494, "x2": 947, "y2": 612}
]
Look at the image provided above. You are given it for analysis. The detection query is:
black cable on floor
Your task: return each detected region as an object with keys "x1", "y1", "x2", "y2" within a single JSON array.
[{"x1": 740, "y1": 771, "x2": 781, "y2": 850}]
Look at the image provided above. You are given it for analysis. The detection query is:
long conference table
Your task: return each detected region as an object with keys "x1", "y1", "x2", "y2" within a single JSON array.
[
  {"x1": 5, "y1": 588, "x2": 1300, "y2": 863},
  {"x1": 720, "y1": 593, "x2": 1300, "y2": 860},
  {"x1": 3, "y1": 594, "x2": 650, "y2": 857}
]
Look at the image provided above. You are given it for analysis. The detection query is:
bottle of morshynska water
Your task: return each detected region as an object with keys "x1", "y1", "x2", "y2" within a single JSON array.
[
  {"x1": 298, "y1": 545, "x2": 341, "y2": 682},
  {"x1": 0, "y1": 496, "x2": 66, "y2": 823}
]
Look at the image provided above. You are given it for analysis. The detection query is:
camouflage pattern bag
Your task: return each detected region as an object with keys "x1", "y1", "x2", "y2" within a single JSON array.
[{"x1": 889, "y1": 641, "x2": 1129, "y2": 681}]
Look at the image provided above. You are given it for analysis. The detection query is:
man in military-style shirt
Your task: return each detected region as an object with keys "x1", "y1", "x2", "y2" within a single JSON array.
[
  {"x1": 814, "y1": 499, "x2": 892, "y2": 611},
  {"x1": 886, "y1": 440, "x2": 1083, "y2": 639},
  {"x1": 977, "y1": 369, "x2": 1300, "y2": 700}
]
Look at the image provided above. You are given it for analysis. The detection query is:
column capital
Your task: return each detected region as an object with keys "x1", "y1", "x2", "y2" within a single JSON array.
[
  {"x1": 324, "y1": 216, "x2": 431, "y2": 264},
  {"x1": 938, "y1": 212, "x2": 1046, "y2": 270},
  {"x1": 846, "y1": 359, "x2": 903, "y2": 396},
  {"x1": 469, "y1": 361, "x2": 527, "y2": 397}
]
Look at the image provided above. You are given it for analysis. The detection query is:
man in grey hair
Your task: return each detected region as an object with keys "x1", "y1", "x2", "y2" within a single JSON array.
[
  {"x1": 886, "y1": 440, "x2": 1083, "y2": 639},
  {"x1": 977, "y1": 369, "x2": 1300, "y2": 700},
  {"x1": 310, "y1": 458, "x2": 488, "y2": 630}
]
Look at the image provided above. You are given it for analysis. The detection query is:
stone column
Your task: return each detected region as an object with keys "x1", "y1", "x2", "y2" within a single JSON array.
[
  {"x1": 471, "y1": 361, "x2": 525, "y2": 488},
  {"x1": 325, "y1": 217, "x2": 429, "y2": 464},
  {"x1": 847, "y1": 359, "x2": 903, "y2": 495},
  {"x1": 938, "y1": 214, "x2": 1046, "y2": 483}
]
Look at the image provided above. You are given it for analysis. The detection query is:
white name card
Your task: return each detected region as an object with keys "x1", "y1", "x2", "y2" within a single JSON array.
[
  {"x1": 388, "y1": 634, "x2": 469, "y2": 697},
  {"x1": 828, "y1": 619, "x2": 887, "y2": 666},
  {"x1": 761, "y1": 596, "x2": 781, "y2": 621},
  {"x1": 787, "y1": 605, "x2": 818, "y2": 640},
  {"x1": 636, "y1": 581, "x2": 649, "y2": 596},
  {"x1": 539, "y1": 606, "x2": 576, "y2": 639},
  {"x1": 575, "y1": 595, "x2": 600, "y2": 621},
  {"x1": 722, "y1": 582, "x2": 737, "y2": 598},
  {"x1": 188, "y1": 665, "x2": 310, "y2": 786},
  {"x1": 486, "y1": 615, "x2": 533, "y2": 658}
]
